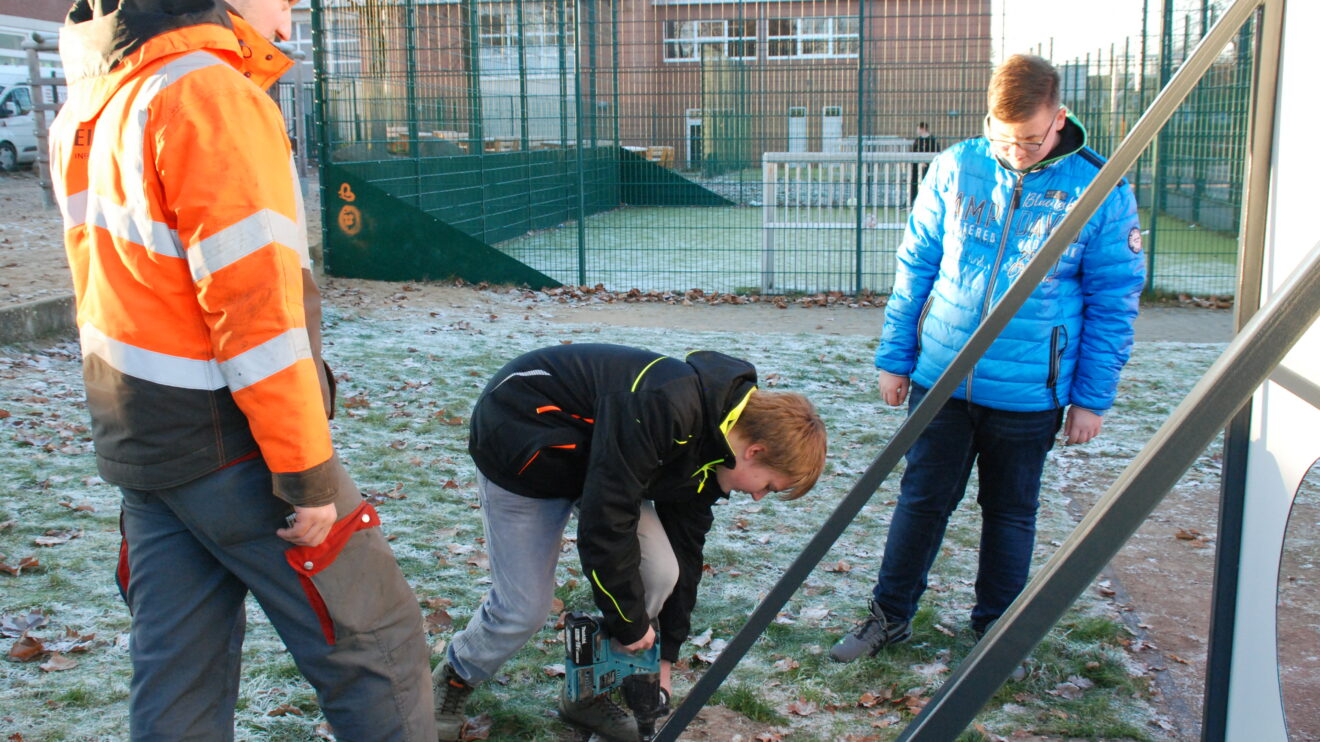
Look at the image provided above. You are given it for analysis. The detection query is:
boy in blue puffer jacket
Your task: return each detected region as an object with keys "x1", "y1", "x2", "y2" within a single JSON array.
[{"x1": 832, "y1": 54, "x2": 1146, "y2": 661}]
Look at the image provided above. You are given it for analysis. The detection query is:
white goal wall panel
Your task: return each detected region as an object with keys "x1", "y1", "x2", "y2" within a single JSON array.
[{"x1": 1226, "y1": 0, "x2": 1320, "y2": 737}]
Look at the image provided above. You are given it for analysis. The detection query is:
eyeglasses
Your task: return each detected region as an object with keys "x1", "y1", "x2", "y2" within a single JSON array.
[{"x1": 983, "y1": 110, "x2": 1060, "y2": 153}]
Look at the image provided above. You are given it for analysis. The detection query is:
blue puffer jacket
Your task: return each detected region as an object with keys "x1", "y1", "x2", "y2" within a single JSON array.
[{"x1": 875, "y1": 115, "x2": 1145, "y2": 414}]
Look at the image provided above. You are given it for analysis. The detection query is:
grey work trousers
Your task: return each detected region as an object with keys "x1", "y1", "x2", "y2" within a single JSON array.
[{"x1": 117, "y1": 457, "x2": 434, "y2": 741}]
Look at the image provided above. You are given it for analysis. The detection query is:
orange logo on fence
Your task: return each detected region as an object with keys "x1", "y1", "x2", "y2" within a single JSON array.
[
  {"x1": 338, "y1": 205, "x2": 363, "y2": 236},
  {"x1": 338, "y1": 183, "x2": 356, "y2": 202}
]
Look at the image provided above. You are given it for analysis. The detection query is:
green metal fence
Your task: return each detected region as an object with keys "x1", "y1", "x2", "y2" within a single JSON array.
[
  {"x1": 312, "y1": 0, "x2": 1247, "y2": 296},
  {"x1": 1051, "y1": 0, "x2": 1250, "y2": 298}
]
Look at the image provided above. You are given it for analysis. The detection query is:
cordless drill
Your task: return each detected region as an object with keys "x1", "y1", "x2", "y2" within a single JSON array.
[{"x1": 563, "y1": 612, "x2": 667, "y2": 740}]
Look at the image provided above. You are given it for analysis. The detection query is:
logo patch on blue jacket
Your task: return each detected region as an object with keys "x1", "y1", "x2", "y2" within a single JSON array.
[{"x1": 1127, "y1": 227, "x2": 1143, "y2": 254}]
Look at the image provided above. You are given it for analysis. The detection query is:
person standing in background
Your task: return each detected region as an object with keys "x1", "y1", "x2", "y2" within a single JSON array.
[{"x1": 833, "y1": 55, "x2": 1145, "y2": 663}]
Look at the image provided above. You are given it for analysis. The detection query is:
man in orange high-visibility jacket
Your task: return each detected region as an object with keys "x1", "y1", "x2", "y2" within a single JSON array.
[{"x1": 49, "y1": 0, "x2": 434, "y2": 738}]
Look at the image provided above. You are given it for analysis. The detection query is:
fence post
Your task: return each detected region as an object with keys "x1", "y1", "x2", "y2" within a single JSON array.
[
  {"x1": 1134, "y1": 0, "x2": 1149, "y2": 206},
  {"x1": 1146, "y1": 0, "x2": 1177, "y2": 294},
  {"x1": 405, "y1": 0, "x2": 420, "y2": 207},
  {"x1": 569, "y1": 0, "x2": 586, "y2": 287},
  {"x1": 274, "y1": 43, "x2": 310, "y2": 180},
  {"x1": 761, "y1": 159, "x2": 775, "y2": 292},
  {"x1": 852, "y1": 0, "x2": 867, "y2": 294},
  {"x1": 21, "y1": 33, "x2": 62, "y2": 211},
  {"x1": 293, "y1": 51, "x2": 309, "y2": 179}
]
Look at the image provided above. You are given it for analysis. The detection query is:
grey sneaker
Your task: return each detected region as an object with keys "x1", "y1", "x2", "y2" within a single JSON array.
[
  {"x1": 829, "y1": 600, "x2": 913, "y2": 662},
  {"x1": 558, "y1": 685, "x2": 640, "y2": 742},
  {"x1": 433, "y1": 661, "x2": 475, "y2": 742}
]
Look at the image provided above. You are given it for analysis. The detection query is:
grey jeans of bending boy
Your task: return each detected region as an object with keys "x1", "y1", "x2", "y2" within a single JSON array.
[{"x1": 446, "y1": 473, "x2": 678, "y2": 684}]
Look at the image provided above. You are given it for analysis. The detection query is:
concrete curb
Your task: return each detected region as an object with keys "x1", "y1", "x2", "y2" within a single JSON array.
[{"x1": 0, "y1": 293, "x2": 75, "y2": 346}]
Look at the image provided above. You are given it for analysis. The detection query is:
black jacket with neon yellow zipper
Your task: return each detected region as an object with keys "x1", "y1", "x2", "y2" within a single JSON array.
[{"x1": 469, "y1": 343, "x2": 756, "y2": 657}]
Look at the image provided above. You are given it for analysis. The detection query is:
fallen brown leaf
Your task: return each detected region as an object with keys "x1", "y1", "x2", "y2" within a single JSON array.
[
  {"x1": 39, "y1": 653, "x2": 78, "y2": 672},
  {"x1": 786, "y1": 697, "x2": 818, "y2": 716},
  {"x1": 45, "y1": 627, "x2": 96, "y2": 653},
  {"x1": 58, "y1": 501, "x2": 96, "y2": 513},
  {"x1": 461, "y1": 713, "x2": 493, "y2": 740},
  {"x1": 9, "y1": 634, "x2": 46, "y2": 662},
  {"x1": 0, "y1": 551, "x2": 41, "y2": 575},
  {"x1": 1, "y1": 610, "x2": 47, "y2": 637},
  {"x1": 425, "y1": 609, "x2": 453, "y2": 633},
  {"x1": 34, "y1": 529, "x2": 81, "y2": 547}
]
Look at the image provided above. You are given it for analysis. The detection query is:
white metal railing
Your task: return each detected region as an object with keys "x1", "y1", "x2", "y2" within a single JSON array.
[{"x1": 759, "y1": 150, "x2": 936, "y2": 291}]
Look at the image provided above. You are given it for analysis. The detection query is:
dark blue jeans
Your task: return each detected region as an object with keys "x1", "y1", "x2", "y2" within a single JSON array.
[{"x1": 872, "y1": 384, "x2": 1063, "y2": 632}]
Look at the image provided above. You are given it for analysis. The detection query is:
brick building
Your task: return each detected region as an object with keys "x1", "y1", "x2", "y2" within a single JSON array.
[{"x1": 313, "y1": 0, "x2": 992, "y2": 168}]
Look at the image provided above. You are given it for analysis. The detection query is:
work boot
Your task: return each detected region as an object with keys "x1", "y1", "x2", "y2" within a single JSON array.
[
  {"x1": 829, "y1": 599, "x2": 913, "y2": 662},
  {"x1": 558, "y1": 685, "x2": 640, "y2": 742},
  {"x1": 433, "y1": 661, "x2": 475, "y2": 742}
]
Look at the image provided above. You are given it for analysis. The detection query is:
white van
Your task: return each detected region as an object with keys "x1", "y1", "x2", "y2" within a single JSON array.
[
  {"x1": 0, "y1": 75, "x2": 39, "y2": 171},
  {"x1": 0, "y1": 63, "x2": 65, "y2": 172}
]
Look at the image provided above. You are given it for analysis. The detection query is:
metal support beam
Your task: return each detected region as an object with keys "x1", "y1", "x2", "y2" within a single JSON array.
[{"x1": 1202, "y1": 1, "x2": 1284, "y2": 738}]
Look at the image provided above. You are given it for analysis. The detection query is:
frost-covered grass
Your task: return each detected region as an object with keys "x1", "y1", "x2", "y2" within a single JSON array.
[
  {"x1": 0, "y1": 304, "x2": 1225, "y2": 741},
  {"x1": 497, "y1": 204, "x2": 914, "y2": 295}
]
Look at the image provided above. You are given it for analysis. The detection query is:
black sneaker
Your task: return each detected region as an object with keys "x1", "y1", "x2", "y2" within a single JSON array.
[
  {"x1": 829, "y1": 600, "x2": 913, "y2": 662},
  {"x1": 433, "y1": 661, "x2": 475, "y2": 742},
  {"x1": 558, "y1": 685, "x2": 640, "y2": 742}
]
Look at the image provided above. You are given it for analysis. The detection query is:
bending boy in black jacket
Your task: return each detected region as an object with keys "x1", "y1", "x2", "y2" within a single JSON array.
[{"x1": 433, "y1": 343, "x2": 827, "y2": 741}]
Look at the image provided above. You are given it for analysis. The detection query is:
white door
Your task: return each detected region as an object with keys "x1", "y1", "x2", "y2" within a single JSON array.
[
  {"x1": 822, "y1": 105, "x2": 842, "y2": 153},
  {"x1": 685, "y1": 108, "x2": 703, "y2": 168},
  {"x1": 788, "y1": 106, "x2": 807, "y2": 153}
]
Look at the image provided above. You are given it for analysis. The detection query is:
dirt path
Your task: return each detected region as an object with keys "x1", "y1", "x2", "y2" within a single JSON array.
[{"x1": 6, "y1": 170, "x2": 1315, "y2": 740}]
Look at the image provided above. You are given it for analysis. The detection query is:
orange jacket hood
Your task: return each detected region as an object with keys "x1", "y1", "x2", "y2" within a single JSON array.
[{"x1": 60, "y1": 0, "x2": 292, "y2": 121}]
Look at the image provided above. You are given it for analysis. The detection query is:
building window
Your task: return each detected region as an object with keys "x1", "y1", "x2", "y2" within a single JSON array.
[
  {"x1": 324, "y1": 35, "x2": 362, "y2": 76},
  {"x1": 767, "y1": 17, "x2": 858, "y2": 59},
  {"x1": 664, "y1": 19, "x2": 756, "y2": 62},
  {"x1": 478, "y1": 1, "x2": 576, "y2": 77}
]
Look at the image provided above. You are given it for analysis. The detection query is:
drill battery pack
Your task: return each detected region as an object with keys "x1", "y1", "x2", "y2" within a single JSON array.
[{"x1": 563, "y1": 612, "x2": 660, "y2": 701}]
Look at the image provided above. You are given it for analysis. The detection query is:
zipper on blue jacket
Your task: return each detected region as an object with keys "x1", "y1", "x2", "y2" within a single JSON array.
[
  {"x1": 969, "y1": 172, "x2": 1025, "y2": 403},
  {"x1": 914, "y1": 294, "x2": 935, "y2": 360},
  {"x1": 1047, "y1": 325, "x2": 1067, "y2": 408}
]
